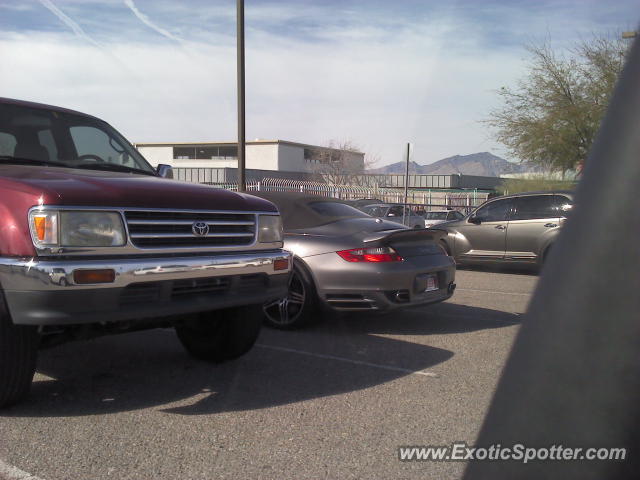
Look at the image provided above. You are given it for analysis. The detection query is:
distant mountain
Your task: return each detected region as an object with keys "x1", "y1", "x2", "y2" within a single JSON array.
[
  {"x1": 370, "y1": 160, "x2": 425, "y2": 174},
  {"x1": 368, "y1": 152, "x2": 537, "y2": 177}
]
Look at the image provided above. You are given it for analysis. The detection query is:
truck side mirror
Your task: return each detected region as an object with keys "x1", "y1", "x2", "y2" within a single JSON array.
[{"x1": 156, "y1": 164, "x2": 173, "y2": 179}]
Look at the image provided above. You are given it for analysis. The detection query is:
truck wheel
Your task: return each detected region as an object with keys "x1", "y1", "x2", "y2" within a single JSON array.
[
  {"x1": 0, "y1": 292, "x2": 38, "y2": 408},
  {"x1": 262, "y1": 264, "x2": 319, "y2": 330},
  {"x1": 175, "y1": 305, "x2": 262, "y2": 363}
]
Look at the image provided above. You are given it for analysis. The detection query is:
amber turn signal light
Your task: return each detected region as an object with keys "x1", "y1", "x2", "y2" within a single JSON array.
[
  {"x1": 273, "y1": 258, "x2": 289, "y2": 271},
  {"x1": 33, "y1": 216, "x2": 47, "y2": 240},
  {"x1": 73, "y1": 269, "x2": 116, "y2": 284},
  {"x1": 30, "y1": 212, "x2": 58, "y2": 245}
]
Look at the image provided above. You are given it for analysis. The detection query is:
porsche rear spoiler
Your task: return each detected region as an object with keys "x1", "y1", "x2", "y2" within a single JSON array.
[{"x1": 362, "y1": 228, "x2": 447, "y2": 244}]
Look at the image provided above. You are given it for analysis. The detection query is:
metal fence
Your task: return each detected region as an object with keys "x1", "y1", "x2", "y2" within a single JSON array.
[
  {"x1": 205, "y1": 178, "x2": 488, "y2": 213},
  {"x1": 172, "y1": 167, "x2": 504, "y2": 191},
  {"x1": 174, "y1": 167, "x2": 313, "y2": 184}
]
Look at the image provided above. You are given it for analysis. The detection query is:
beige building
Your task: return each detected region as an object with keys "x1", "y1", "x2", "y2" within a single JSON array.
[{"x1": 134, "y1": 140, "x2": 365, "y2": 173}]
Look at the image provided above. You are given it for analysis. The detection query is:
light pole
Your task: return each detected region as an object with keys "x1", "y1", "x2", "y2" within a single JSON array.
[
  {"x1": 402, "y1": 143, "x2": 411, "y2": 226},
  {"x1": 237, "y1": 0, "x2": 246, "y2": 192}
]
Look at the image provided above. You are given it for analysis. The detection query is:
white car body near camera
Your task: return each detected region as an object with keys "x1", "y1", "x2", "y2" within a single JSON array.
[{"x1": 424, "y1": 210, "x2": 465, "y2": 228}]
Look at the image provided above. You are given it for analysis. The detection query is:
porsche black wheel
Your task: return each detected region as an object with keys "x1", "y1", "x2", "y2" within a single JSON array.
[{"x1": 263, "y1": 265, "x2": 319, "y2": 329}]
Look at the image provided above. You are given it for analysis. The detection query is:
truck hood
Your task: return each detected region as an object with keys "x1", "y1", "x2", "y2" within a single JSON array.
[{"x1": 0, "y1": 165, "x2": 276, "y2": 212}]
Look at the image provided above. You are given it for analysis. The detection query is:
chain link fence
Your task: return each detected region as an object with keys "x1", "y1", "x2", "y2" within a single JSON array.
[{"x1": 191, "y1": 178, "x2": 488, "y2": 213}]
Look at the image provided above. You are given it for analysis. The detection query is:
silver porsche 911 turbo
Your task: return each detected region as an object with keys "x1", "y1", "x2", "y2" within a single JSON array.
[{"x1": 253, "y1": 192, "x2": 456, "y2": 329}]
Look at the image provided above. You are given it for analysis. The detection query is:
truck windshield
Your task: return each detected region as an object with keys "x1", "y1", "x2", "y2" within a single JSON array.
[{"x1": 0, "y1": 103, "x2": 156, "y2": 175}]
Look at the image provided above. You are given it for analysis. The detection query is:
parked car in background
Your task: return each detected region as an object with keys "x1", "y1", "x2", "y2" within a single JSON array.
[
  {"x1": 360, "y1": 203, "x2": 425, "y2": 229},
  {"x1": 436, "y1": 191, "x2": 573, "y2": 267},
  {"x1": 0, "y1": 98, "x2": 291, "y2": 407},
  {"x1": 423, "y1": 209, "x2": 465, "y2": 228},
  {"x1": 348, "y1": 198, "x2": 383, "y2": 210},
  {"x1": 251, "y1": 192, "x2": 456, "y2": 329}
]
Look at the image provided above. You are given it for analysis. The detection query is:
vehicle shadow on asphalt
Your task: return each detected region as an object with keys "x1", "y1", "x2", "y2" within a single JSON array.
[
  {"x1": 1, "y1": 331, "x2": 453, "y2": 418},
  {"x1": 334, "y1": 302, "x2": 522, "y2": 335},
  {"x1": 1, "y1": 304, "x2": 515, "y2": 418}
]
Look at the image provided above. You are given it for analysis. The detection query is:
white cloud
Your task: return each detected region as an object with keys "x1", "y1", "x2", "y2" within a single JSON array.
[
  {"x1": 38, "y1": 0, "x2": 102, "y2": 49},
  {"x1": 123, "y1": 0, "x2": 183, "y2": 44},
  {"x1": 2, "y1": 1, "x2": 637, "y2": 167},
  {"x1": 0, "y1": 27, "x2": 533, "y2": 167},
  {"x1": 0, "y1": 3, "x2": 36, "y2": 12}
]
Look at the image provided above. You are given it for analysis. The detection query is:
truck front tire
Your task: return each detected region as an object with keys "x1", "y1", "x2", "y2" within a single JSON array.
[
  {"x1": 175, "y1": 305, "x2": 263, "y2": 363},
  {"x1": 0, "y1": 291, "x2": 38, "y2": 409}
]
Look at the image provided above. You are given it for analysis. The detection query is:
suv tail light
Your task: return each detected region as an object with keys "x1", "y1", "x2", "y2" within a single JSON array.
[{"x1": 336, "y1": 247, "x2": 403, "y2": 263}]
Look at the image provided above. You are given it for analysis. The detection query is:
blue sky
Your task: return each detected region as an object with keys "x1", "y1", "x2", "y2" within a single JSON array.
[{"x1": 1, "y1": 0, "x2": 638, "y2": 166}]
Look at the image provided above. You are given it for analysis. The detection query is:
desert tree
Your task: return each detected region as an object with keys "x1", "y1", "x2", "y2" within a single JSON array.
[
  {"x1": 308, "y1": 140, "x2": 380, "y2": 186},
  {"x1": 487, "y1": 35, "x2": 628, "y2": 177}
]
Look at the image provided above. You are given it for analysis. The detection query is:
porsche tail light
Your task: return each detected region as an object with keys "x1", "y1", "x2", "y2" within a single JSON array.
[{"x1": 336, "y1": 247, "x2": 404, "y2": 263}]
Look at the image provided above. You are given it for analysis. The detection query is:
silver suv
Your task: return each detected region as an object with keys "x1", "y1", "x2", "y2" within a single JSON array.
[{"x1": 437, "y1": 191, "x2": 573, "y2": 267}]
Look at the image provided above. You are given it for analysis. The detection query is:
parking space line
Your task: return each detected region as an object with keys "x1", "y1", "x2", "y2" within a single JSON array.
[
  {"x1": 0, "y1": 459, "x2": 43, "y2": 480},
  {"x1": 255, "y1": 344, "x2": 439, "y2": 377},
  {"x1": 456, "y1": 288, "x2": 531, "y2": 297},
  {"x1": 435, "y1": 312, "x2": 521, "y2": 321}
]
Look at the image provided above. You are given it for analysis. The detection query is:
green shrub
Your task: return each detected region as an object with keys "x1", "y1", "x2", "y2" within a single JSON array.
[{"x1": 498, "y1": 177, "x2": 577, "y2": 195}]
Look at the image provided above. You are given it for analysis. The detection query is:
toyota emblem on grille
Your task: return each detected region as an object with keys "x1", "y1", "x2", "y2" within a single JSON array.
[{"x1": 192, "y1": 221, "x2": 209, "y2": 237}]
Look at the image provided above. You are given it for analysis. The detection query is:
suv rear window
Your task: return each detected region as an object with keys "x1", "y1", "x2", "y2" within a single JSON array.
[{"x1": 511, "y1": 195, "x2": 567, "y2": 220}]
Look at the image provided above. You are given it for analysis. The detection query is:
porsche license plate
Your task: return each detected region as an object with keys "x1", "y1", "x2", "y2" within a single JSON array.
[{"x1": 415, "y1": 273, "x2": 439, "y2": 293}]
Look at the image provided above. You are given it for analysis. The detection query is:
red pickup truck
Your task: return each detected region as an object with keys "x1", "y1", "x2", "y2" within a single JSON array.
[{"x1": 0, "y1": 98, "x2": 291, "y2": 407}]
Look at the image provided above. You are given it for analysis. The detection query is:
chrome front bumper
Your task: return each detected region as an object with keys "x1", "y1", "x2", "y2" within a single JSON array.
[{"x1": 0, "y1": 251, "x2": 291, "y2": 325}]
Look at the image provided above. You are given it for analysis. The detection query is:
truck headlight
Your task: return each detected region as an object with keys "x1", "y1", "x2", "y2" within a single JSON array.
[
  {"x1": 29, "y1": 210, "x2": 126, "y2": 247},
  {"x1": 258, "y1": 215, "x2": 283, "y2": 243}
]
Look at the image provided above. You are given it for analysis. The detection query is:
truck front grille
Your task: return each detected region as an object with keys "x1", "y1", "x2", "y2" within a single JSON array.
[{"x1": 125, "y1": 210, "x2": 256, "y2": 249}]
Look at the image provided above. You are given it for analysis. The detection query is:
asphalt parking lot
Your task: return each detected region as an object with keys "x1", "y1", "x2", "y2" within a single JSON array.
[{"x1": 0, "y1": 268, "x2": 537, "y2": 480}]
